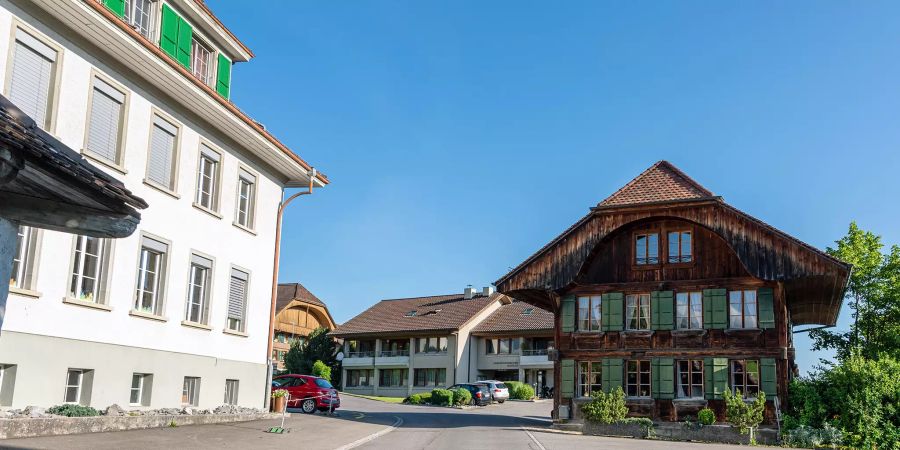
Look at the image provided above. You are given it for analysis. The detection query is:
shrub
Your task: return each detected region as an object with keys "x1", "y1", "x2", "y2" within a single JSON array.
[
  {"x1": 620, "y1": 417, "x2": 654, "y2": 437},
  {"x1": 312, "y1": 360, "x2": 331, "y2": 381},
  {"x1": 698, "y1": 407, "x2": 716, "y2": 426},
  {"x1": 723, "y1": 389, "x2": 766, "y2": 445},
  {"x1": 430, "y1": 389, "x2": 454, "y2": 406},
  {"x1": 47, "y1": 404, "x2": 100, "y2": 417},
  {"x1": 404, "y1": 392, "x2": 432, "y2": 405},
  {"x1": 504, "y1": 381, "x2": 523, "y2": 394},
  {"x1": 580, "y1": 387, "x2": 628, "y2": 424},
  {"x1": 512, "y1": 384, "x2": 535, "y2": 400},
  {"x1": 451, "y1": 388, "x2": 472, "y2": 406},
  {"x1": 782, "y1": 424, "x2": 844, "y2": 449}
]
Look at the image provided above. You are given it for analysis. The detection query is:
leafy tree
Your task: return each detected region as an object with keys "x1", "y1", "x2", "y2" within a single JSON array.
[
  {"x1": 810, "y1": 222, "x2": 900, "y2": 360},
  {"x1": 312, "y1": 360, "x2": 331, "y2": 381},
  {"x1": 283, "y1": 327, "x2": 339, "y2": 384},
  {"x1": 723, "y1": 389, "x2": 766, "y2": 445}
]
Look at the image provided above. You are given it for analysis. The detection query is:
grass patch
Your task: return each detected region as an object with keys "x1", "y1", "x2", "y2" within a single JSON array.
[{"x1": 343, "y1": 393, "x2": 405, "y2": 404}]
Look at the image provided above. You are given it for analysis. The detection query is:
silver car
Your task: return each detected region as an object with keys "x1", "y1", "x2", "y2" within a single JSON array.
[{"x1": 479, "y1": 380, "x2": 509, "y2": 403}]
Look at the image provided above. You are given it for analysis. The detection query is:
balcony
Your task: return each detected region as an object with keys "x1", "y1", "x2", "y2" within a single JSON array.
[
  {"x1": 375, "y1": 349, "x2": 410, "y2": 366},
  {"x1": 520, "y1": 349, "x2": 552, "y2": 367},
  {"x1": 342, "y1": 351, "x2": 375, "y2": 367}
]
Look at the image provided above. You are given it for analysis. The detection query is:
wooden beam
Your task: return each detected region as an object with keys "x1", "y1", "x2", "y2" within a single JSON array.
[{"x1": 0, "y1": 191, "x2": 138, "y2": 238}]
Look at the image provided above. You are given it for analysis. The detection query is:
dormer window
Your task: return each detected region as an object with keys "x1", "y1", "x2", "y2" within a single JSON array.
[
  {"x1": 125, "y1": 0, "x2": 155, "y2": 40},
  {"x1": 191, "y1": 37, "x2": 213, "y2": 85},
  {"x1": 635, "y1": 233, "x2": 659, "y2": 265},
  {"x1": 522, "y1": 308, "x2": 534, "y2": 316},
  {"x1": 668, "y1": 231, "x2": 692, "y2": 263},
  {"x1": 404, "y1": 310, "x2": 417, "y2": 317}
]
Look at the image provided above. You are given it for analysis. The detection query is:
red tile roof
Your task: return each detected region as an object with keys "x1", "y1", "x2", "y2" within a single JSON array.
[
  {"x1": 598, "y1": 160, "x2": 715, "y2": 207},
  {"x1": 471, "y1": 301, "x2": 554, "y2": 334},
  {"x1": 330, "y1": 293, "x2": 506, "y2": 337}
]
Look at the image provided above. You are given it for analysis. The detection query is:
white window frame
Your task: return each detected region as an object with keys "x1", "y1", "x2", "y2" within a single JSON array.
[
  {"x1": 124, "y1": 0, "x2": 157, "y2": 40},
  {"x1": 234, "y1": 167, "x2": 257, "y2": 230},
  {"x1": 625, "y1": 293, "x2": 651, "y2": 330},
  {"x1": 11, "y1": 225, "x2": 40, "y2": 290},
  {"x1": 184, "y1": 253, "x2": 213, "y2": 325},
  {"x1": 68, "y1": 236, "x2": 112, "y2": 304},
  {"x1": 194, "y1": 143, "x2": 221, "y2": 212},
  {"x1": 64, "y1": 369, "x2": 83, "y2": 404},
  {"x1": 133, "y1": 234, "x2": 169, "y2": 316},
  {"x1": 4, "y1": 24, "x2": 61, "y2": 132},
  {"x1": 676, "y1": 291, "x2": 703, "y2": 330},
  {"x1": 129, "y1": 373, "x2": 150, "y2": 406},
  {"x1": 226, "y1": 267, "x2": 249, "y2": 332},
  {"x1": 224, "y1": 379, "x2": 239, "y2": 405},
  {"x1": 82, "y1": 72, "x2": 128, "y2": 168},
  {"x1": 190, "y1": 36, "x2": 213, "y2": 86},
  {"x1": 182, "y1": 376, "x2": 200, "y2": 406}
]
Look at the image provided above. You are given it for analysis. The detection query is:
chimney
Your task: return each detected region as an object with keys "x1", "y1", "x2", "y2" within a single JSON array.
[
  {"x1": 482, "y1": 286, "x2": 495, "y2": 297},
  {"x1": 464, "y1": 286, "x2": 476, "y2": 299}
]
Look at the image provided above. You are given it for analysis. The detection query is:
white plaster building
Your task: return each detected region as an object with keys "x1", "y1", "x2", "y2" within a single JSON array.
[{"x1": 0, "y1": 0, "x2": 326, "y2": 410}]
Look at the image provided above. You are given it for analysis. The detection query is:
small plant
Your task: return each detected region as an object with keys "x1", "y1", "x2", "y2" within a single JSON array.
[
  {"x1": 271, "y1": 389, "x2": 289, "y2": 398},
  {"x1": 430, "y1": 389, "x2": 454, "y2": 406},
  {"x1": 168, "y1": 420, "x2": 178, "y2": 427},
  {"x1": 46, "y1": 404, "x2": 100, "y2": 417},
  {"x1": 722, "y1": 389, "x2": 766, "y2": 445},
  {"x1": 312, "y1": 360, "x2": 331, "y2": 381},
  {"x1": 450, "y1": 388, "x2": 472, "y2": 406},
  {"x1": 698, "y1": 407, "x2": 716, "y2": 426},
  {"x1": 580, "y1": 387, "x2": 628, "y2": 424}
]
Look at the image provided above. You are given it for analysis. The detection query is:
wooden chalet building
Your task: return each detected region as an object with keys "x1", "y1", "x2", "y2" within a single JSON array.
[
  {"x1": 494, "y1": 161, "x2": 850, "y2": 422},
  {"x1": 273, "y1": 283, "x2": 337, "y2": 370}
]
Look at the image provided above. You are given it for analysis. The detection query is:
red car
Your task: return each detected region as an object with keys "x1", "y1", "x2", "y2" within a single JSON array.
[{"x1": 272, "y1": 374, "x2": 340, "y2": 414}]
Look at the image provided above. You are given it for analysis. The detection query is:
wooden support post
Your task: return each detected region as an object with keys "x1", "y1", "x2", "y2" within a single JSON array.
[{"x1": 0, "y1": 217, "x2": 18, "y2": 332}]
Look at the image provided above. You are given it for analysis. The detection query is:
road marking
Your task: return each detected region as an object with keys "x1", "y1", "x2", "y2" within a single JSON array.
[
  {"x1": 353, "y1": 413, "x2": 366, "y2": 419},
  {"x1": 333, "y1": 415, "x2": 403, "y2": 450},
  {"x1": 521, "y1": 426, "x2": 547, "y2": 450}
]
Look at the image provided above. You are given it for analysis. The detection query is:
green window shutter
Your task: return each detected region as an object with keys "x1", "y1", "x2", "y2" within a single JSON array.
[
  {"x1": 705, "y1": 357, "x2": 728, "y2": 399},
  {"x1": 216, "y1": 54, "x2": 232, "y2": 99},
  {"x1": 758, "y1": 287, "x2": 775, "y2": 329},
  {"x1": 602, "y1": 358, "x2": 623, "y2": 393},
  {"x1": 603, "y1": 292, "x2": 623, "y2": 332},
  {"x1": 651, "y1": 358, "x2": 674, "y2": 399},
  {"x1": 560, "y1": 359, "x2": 575, "y2": 398},
  {"x1": 561, "y1": 296, "x2": 575, "y2": 333},
  {"x1": 103, "y1": 0, "x2": 125, "y2": 17},
  {"x1": 703, "y1": 288, "x2": 727, "y2": 329},
  {"x1": 160, "y1": 4, "x2": 179, "y2": 60},
  {"x1": 176, "y1": 16, "x2": 193, "y2": 69},
  {"x1": 651, "y1": 291, "x2": 674, "y2": 330},
  {"x1": 760, "y1": 358, "x2": 777, "y2": 398}
]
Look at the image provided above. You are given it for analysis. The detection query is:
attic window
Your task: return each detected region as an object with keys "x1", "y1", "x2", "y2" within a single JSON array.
[
  {"x1": 422, "y1": 309, "x2": 442, "y2": 316},
  {"x1": 404, "y1": 310, "x2": 417, "y2": 317},
  {"x1": 522, "y1": 308, "x2": 534, "y2": 315}
]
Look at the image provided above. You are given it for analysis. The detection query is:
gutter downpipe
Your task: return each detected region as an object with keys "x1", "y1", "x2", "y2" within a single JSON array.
[{"x1": 264, "y1": 169, "x2": 316, "y2": 410}]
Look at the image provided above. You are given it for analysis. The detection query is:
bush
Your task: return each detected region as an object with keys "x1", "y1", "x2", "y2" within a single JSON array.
[
  {"x1": 580, "y1": 387, "x2": 628, "y2": 424},
  {"x1": 312, "y1": 360, "x2": 331, "y2": 381},
  {"x1": 47, "y1": 404, "x2": 100, "y2": 417},
  {"x1": 430, "y1": 389, "x2": 454, "y2": 406},
  {"x1": 698, "y1": 407, "x2": 716, "y2": 426},
  {"x1": 404, "y1": 392, "x2": 432, "y2": 405},
  {"x1": 781, "y1": 424, "x2": 844, "y2": 449},
  {"x1": 512, "y1": 384, "x2": 535, "y2": 400},
  {"x1": 723, "y1": 389, "x2": 766, "y2": 445},
  {"x1": 504, "y1": 381, "x2": 523, "y2": 394},
  {"x1": 451, "y1": 388, "x2": 471, "y2": 406}
]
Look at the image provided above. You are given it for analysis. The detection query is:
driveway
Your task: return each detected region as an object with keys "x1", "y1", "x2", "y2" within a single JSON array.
[{"x1": 2, "y1": 396, "x2": 747, "y2": 449}]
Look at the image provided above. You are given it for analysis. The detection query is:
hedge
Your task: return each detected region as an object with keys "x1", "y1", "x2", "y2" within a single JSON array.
[{"x1": 430, "y1": 389, "x2": 454, "y2": 406}]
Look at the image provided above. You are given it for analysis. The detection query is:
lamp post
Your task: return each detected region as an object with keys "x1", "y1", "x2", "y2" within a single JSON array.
[{"x1": 264, "y1": 169, "x2": 316, "y2": 410}]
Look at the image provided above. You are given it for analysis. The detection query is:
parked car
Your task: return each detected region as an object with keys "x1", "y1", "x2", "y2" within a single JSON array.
[
  {"x1": 449, "y1": 383, "x2": 491, "y2": 406},
  {"x1": 478, "y1": 380, "x2": 509, "y2": 403},
  {"x1": 272, "y1": 374, "x2": 340, "y2": 414}
]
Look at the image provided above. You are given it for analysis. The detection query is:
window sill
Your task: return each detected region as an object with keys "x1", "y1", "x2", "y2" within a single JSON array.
[
  {"x1": 622, "y1": 330, "x2": 653, "y2": 336},
  {"x1": 82, "y1": 151, "x2": 127, "y2": 175},
  {"x1": 143, "y1": 179, "x2": 180, "y2": 199},
  {"x1": 62, "y1": 297, "x2": 112, "y2": 311},
  {"x1": 192, "y1": 203, "x2": 223, "y2": 219},
  {"x1": 9, "y1": 287, "x2": 41, "y2": 298},
  {"x1": 672, "y1": 398, "x2": 708, "y2": 406},
  {"x1": 671, "y1": 329, "x2": 707, "y2": 336},
  {"x1": 231, "y1": 221, "x2": 257, "y2": 235},
  {"x1": 181, "y1": 320, "x2": 212, "y2": 331},
  {"x1": 223, "y1": 328, "x2": 248, "y2": 337},
  {"x1": 129, "y1": 309, "x2": 168, "y2": 322}
]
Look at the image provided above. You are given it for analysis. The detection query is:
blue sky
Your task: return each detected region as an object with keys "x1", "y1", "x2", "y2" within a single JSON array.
[{"x1": 213, "y1": 1, "x2": 900, "y2": 374}]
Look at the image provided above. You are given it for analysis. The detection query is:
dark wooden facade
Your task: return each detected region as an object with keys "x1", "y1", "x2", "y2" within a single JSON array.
[{"x1": 494, "y1": 161, "x2": 850, "y2": 423}]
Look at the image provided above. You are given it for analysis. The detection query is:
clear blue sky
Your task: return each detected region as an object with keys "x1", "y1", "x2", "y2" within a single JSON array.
[{"x1": 213, "y1": 1, "x2": 900, "y2": 374}]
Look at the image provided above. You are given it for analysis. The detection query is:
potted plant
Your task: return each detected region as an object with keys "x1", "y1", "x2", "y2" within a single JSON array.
[{"x1": 271, "y1": 389, "x2": 289, "y2": 413}]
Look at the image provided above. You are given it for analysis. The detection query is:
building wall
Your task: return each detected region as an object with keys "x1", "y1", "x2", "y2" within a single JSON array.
[{"x1": 0, "y1": 2, "x2": 285, "y2": 409}]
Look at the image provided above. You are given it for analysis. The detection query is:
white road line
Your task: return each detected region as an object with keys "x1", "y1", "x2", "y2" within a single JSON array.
[
  {"x1": 521, "y1": 426, "x2": 547, "y2": 450},
  {"x1": 334, "y1": 415, "x2": 403, "y2": 450}
]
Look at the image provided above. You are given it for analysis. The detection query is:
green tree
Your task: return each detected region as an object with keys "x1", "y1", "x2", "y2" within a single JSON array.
[
  {"x1": 283, "y1": 327, "x2": 339, "y2": 383},
  {"x1": 312, "y1": 360, "x2": 331, "y2": 381},
  {"x1": 810, "y1": 222, "x2": 900, "y2": 360},
  {"x1": 723, "y1": 389, "x2": 766, "y2": 445}
]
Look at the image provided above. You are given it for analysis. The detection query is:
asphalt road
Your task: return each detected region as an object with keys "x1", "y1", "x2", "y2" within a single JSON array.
[{"x1": 2, "y1": 396, "x2": 746, "y2": 449}]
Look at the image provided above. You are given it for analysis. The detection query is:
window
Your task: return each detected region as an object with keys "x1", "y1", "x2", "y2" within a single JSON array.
[
  {"x1": 668, "y1": 231, "x2": 692, "y2": 263},
  {"x1": 130, "y1": 373, "x2": 152, "y2": 406},
  {"x1": 195, "y1": 145, "x2": 220, "y2": 210},
  {"x1": 625, "y1": 294, "x2": 651, "y2": 330},
  {"x1": 676, "y1": 292, "x2": 703, "y2": 329},
  {"x1": 275, "y1": 333, "x2": 286, "y2": 344},
  {"x1": 729, "y1": 290, "x2": 758, "y2": 329},
  {"x1": 378, "y1": 369, "x2": 407, "y2": 387},
  {"x1": 224, "y1": 379, "x2": 239, "y2": 405},
  {"x1": 191, "y1": 38, "x2": 213, "y2": 85},
  {"x1": 414, "y1": 368, "x2": 446, "y2": 387},
  {"x1": 346, "y1": 369, "x2": 374, "y2": 387},
  {"x1": 125, "y1": 0, "x2": 156, "y2": 40},
  {"x1": 404, "y1": 310, "x2": 417, "y2": 317},
  {"x1": 676, "y1": 360, "x2": 703, "y2": 398},
  {"x1": 85, "y1": 77, "x2": 126, "y2": 164},
  {"x1": 577, "y1": 295, "x2": 602, "y2": 331},
  {"x1": 0, "y1": 365, "x2": 17, "y2": 407},
  {"x1": 348, "y1": 340, "x2": 375, "y2": 357},
  {"x1": 184, "y1": 254, "x2": 213, "y2": 324},
  {"x1": 522, "y1": 308, "x2": 534, "y2": 315},
  {"x1": 380, "y1": 339, "x2": 409, "y2": 356},
  {"x1": 635, "y1": 233, "x2": 659, "y2": 265},
  {"x1": 522, "y1": 338, "x2": 553, "y2": 355},
  {"x1": 626, "y1": 360, "x2": 651, "y2": 397},
  {"x1": 69, "y1": 236, "x2": 111, "y2": 304},
  {"x1": 64, "y1": 369, "x2": 84, "y2": 404},
  {"x1": 8, "y1": 28, "x2": 58, "y2": 129},
  {"x1": 577, "y1": 361, "x2": 602, "y2": 397},
  {"x1": 10, "y1": 226, "x2": 38, "y2": 289},
  {"x1": 182, "y1": 377, "x2": 200, "y2": 406},
  {"x1": 417, "y1": 337, "x2": 448, "y2": 354},
  {"x1": 226, "y1": 268, "x2": 249, "y2": 332},
  {"x1": 146, "y1": 115, "x2": 178, "y2": 190},
  {"x1": 731, "y1": 360, "x2": 760, "y2": 397},
  {"x1": 134, "y1": 236, "x2": 168, "y2": 315},
  {"x1": 485, "y1": 338, "x2": 519, "y2": 355},
  {"x1": 276, "y1": 351, "x2": 285, "y2": 362},
  {"x1": 235, "y1": 169, "x2": 256, "y2": 228}
]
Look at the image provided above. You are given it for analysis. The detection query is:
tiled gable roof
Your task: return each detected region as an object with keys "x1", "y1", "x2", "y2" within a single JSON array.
[
  {"x1": 598, "y1": 160, "x2": 715, "y2": 207},
  {"x1": 276, "y1": 283, "x2": 327, "y2": 312},
  {"x1": 330, "y1": 293, "x2": 504, "y2": 337},
  {"x1": 471, "y1": 301, "x2": 553, "y2": 334}
]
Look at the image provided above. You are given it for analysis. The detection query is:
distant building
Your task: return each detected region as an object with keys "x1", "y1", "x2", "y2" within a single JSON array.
[{"x1": 273, "y1": 283, "x2": 336, "y2": 370}]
